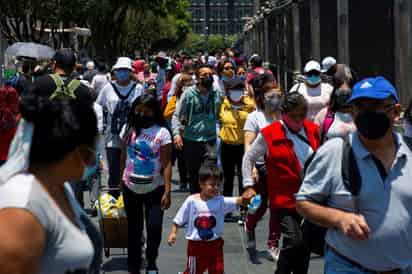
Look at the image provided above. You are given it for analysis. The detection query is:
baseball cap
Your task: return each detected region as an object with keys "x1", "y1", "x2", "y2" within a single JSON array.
[
  {"x1": 53, "y1": 48, "x2": 76, "y2": 68},
  {"x1": 347, "y1": 76, "x2": 399, "y2": 103},
  {"x1": 156, "y1": 51, "x2": 168, "y2": 60},
  {"x1": 86, "y1": 61, "x2": 95, "y2": 69},
  {"x1": 113, "y1": 57, "x2": 132, "y2": 70},
  {"x1": 321, "y1": 57, "x2": 337, "y2": 73},
  {"x1": 304, "y1": 60, "x2": 321, "y2": 73}
]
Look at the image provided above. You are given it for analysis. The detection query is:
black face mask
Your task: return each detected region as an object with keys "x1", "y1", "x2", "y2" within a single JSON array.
[
  {"x1": 334, "y1": 92, "x2": 351, "y2": 110},
  {"x1": 201, "y1": 75, "x2": 213, "y2": 89},
  {"x1": 355, "y1": 111, "x2": 391, "y2": 139},
  {"x1": 134, "y1": 114, "x2": 156, "y2": 129}
]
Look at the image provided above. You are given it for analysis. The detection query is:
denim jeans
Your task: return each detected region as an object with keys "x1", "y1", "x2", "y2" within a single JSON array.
[{"x1": 325, "y1": 248, "x2": 412, "y2": 274}]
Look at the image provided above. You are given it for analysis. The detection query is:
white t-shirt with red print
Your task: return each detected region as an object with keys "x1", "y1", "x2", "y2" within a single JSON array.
[
  {"x1": 173, "y1": 194, "x2": 238, "y2": 241},
  {"x1": 120, "y1": 125, "x2": 171, "y2": 194}
]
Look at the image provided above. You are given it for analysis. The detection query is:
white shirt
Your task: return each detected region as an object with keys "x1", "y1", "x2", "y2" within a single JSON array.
[
  {"x1": 243, "y1": 109, "x2": 274, "y2": 164},
  {"x1": 174, "y1": 194, "x2": 238, "y2": 241},
  {"x1": 403, "y1": 119, "x2": 412, "y2": 138},
  {"x1": 120, "y1": 125, "x2": 171, "y2": 194},
  {"x1": 291, "y1": 82, "x2": 333, "y2": 121},
  {"x1": 315, "y1": 108, "x2": 356, "y2": 141},
  {"x1": 96, "y1": 81, "x2": 143, "y2": 148}
]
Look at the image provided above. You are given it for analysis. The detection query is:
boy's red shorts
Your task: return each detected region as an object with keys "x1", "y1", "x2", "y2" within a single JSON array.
[{"x1": 183, "y1": 238, "x2": 224, "y2": 274}]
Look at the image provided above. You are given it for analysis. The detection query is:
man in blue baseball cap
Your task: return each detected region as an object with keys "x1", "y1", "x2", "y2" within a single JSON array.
[{"x1": 296, "y1": 76, "x2": 412, "y2": 273}]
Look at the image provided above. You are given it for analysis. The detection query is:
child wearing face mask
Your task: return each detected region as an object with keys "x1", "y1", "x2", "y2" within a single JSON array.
[
  {"x1": 119, "y1": 93, "x2": 172, "y2": 274},
  {"x1": 218, "y1": 77, "x2": 255, "y2": 222}
]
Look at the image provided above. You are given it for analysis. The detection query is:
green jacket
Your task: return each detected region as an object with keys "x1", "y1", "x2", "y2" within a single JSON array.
[{"x1": 173, "y1": 85, "x2": 223, "y2": 142}]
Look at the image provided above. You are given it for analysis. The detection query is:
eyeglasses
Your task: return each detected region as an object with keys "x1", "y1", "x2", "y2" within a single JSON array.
[
  {"x1": 224, "y1": 66, "x2": 234, "y2": 70},
  {"x1": 353, "y1": 102, "x2": 395, "y2": 113}
]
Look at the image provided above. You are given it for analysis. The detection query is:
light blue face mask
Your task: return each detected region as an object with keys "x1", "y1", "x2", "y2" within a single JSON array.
[
  {"x1": 82, "y1": 165, "x2": 97, "y2": 181},
  {"x1": 239, "y1": 75, "x2": 247, "y2": 82},
  {"x1": 306, "y1": 75, "x2": 321, "y2": 86},
  {"x1": 221, "y1": 75, "x2": 232, "y2": 82},
  {"x1": 115, "y1": 69, "x2": 130, "y2": 82}
]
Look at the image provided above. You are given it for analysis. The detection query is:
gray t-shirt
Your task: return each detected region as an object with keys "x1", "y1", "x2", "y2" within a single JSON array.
[
  {"x1": 296, "y1": 133, "x2": 412, "y2": 271},
  {"x1": 0, "y1": 174, "x2": 94, "y2": 274},
  {"x1": 243, "y1": 109, "x2": 273, "y2": 164}
]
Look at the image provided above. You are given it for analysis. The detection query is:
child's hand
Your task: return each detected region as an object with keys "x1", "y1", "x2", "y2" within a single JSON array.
[{"x1": 168, "y1": 232, "x2": 177, "y2": 246}]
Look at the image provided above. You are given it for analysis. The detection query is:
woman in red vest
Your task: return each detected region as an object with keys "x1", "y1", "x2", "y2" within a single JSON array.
[{"x1": 242, "y1": 92, "x2": 320, "y2": 274}]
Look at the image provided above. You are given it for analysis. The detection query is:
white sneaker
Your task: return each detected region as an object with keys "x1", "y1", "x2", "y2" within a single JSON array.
[{"x1": 267, "y1": 246, "x2": 280, "y2": 262}]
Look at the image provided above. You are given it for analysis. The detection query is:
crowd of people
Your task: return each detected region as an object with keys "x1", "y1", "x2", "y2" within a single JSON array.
[{"x1": 1, "y1": 47, "x2": 412, "y2": 274}]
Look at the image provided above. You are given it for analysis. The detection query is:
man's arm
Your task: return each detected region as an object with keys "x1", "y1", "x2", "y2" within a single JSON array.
[{"x1": 296, "y1": 200, "x2": 370, "y2": 241}]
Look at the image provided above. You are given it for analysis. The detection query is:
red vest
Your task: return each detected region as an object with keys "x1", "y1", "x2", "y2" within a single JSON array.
[{"x1": 261, "y1": 120, "x2": 320, "y2": 209}]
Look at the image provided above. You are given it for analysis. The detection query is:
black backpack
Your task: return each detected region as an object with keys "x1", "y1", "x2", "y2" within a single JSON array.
[
  {"x1": 110, "y1": 82, "x2": 136, "y2": 135},
  {"x1": 301, "y1": 138, "x2": 361, "y2": 256}
]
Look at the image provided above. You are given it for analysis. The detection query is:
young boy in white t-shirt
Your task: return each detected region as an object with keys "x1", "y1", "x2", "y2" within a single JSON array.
[{"x1": 168, "y1": 163, "x2": 249, "y2": 274}]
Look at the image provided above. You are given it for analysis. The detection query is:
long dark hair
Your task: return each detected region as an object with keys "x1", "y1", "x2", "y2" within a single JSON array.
[{"x1": 126, "y1": 92, "x2": 167, "y2": 136}]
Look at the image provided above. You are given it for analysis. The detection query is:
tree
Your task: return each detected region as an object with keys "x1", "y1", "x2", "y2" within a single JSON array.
[
  {"x1": 183, "y1": 33, "x2": 239, "y2": 55},
  {"x1": 0, "y1": 0, "x2": 191, "y2": 59}
]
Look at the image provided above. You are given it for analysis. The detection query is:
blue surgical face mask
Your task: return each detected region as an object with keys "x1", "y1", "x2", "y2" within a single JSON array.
[
  {"x1": 221, "y1": 75, "x2": 232, "y2": 82},
  {"x1": 305, "y1": 75, "x2": 321, "y2": 86},
  {"x1": 82, "y1": 165, "x2": 98, "y2": 181},
  {"x1": 239, "y1": 75, "x2": 247, "y2": 82},
  {"x1": 115, "y1": 69, "x2": 130, "y2": 82}
]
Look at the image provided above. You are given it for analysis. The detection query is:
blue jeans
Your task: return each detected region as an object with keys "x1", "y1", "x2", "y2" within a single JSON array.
[
  {"x1": 325, "y1": 248, "x2": 373, "y2": 274},
  {"x1": 325, "y1": 249, "x2": 412, "y2": 274}
]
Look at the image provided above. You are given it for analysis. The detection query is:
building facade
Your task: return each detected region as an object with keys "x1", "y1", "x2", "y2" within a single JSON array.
[{"x1": 189, "y1": 0, "x2": 254, "y2": 35}]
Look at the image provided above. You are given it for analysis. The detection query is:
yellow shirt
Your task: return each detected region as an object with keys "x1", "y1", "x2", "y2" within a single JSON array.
[{"x1": 219, "y1": 96, "x2": 256, "y2": 145}]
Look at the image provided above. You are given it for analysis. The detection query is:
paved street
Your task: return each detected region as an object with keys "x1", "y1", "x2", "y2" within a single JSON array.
[{"x1": 95, "y1": 168, "x2": 324, "y2": 274}]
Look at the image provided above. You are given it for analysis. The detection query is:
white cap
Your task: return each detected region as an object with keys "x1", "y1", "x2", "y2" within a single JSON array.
[
  {"x1": 113, "y1": 57, "x2": 132, "y2": 70},
  {"x1": 304, "y1": 60, "x2": 321, "y2": 73},
  {"x1": 86, "y1": 61, "x2": 95, "y2": 70},
  {"x1": 321, "y1": 56, "x2": 337, "y2": 73},
  {"x1": 156, "y1": 51, "x2": 167, "y2": 60}
]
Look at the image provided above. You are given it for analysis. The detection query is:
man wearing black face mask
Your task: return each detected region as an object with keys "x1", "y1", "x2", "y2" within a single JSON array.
[
  {"x1": 172, "y1": 64, "x2": 223, "y2": 194},
  {"x1": 296, "y1": 77, "x2": 412, "y2": 274}
]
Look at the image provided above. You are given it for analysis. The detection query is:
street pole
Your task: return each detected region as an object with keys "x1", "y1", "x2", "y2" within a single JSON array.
[{"x1": 0, "y1": 30, "x2": 4, "y2": 86}]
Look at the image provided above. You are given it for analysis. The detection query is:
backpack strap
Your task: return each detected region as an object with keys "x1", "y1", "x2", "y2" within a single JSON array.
[
  {"x1": 321, "y1": 109, "x2": 335, "y2": 143},
  {"x1": 49, "y1": 74, "x2": 79, "y2": 100},
  {"x1": 110, "y1": 82, "x2": 136, "y2": 101},
  {"x1": 341, "y1": 138, "x2": 362, "y2": 212}
]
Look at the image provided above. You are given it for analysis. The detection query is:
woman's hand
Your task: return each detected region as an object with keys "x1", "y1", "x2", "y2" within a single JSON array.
[
  {"x1": 161, "y1": 192, "x2": 171, "y2": 210},
  {"x1": 168, "y1": 232, "x2": 177, "y2": 246}
]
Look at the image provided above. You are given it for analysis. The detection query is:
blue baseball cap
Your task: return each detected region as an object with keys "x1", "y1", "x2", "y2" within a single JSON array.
[{"x1": 348, "y1": 76, "x2": 399, "y2": 104}]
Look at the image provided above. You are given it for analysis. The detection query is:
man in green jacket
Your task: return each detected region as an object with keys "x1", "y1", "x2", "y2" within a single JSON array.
[{"x1": 172, "y1": 64, "x2": 223, "y2": 193}]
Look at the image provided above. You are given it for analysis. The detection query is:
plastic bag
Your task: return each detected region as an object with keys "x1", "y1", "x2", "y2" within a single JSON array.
[{"x1": 95, "y1": 193, "x2": 118, "y2": 217}]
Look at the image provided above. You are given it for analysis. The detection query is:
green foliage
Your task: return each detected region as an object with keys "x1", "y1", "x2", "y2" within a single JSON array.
[
  {"x1": 183, "y1": 33, "x2": 239, "y2": 54},
  {"x1": 0, "y1": 0, "x2": 192, "y2": 58}
]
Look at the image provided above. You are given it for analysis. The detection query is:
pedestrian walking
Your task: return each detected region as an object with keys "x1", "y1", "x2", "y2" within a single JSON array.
[
  {"x1": 242, "y1": 72, "x2": 282, "y2": 261},
  {"x1": 296, "y1": 77, "x2": 412, "y2": 274},
  {"x1": 243, "y1": 92, "x2": 321, "y2": 274},
  {"x1": 0, "y1": 77, "x2": 101, "y2": 273},
  {"x1": 290, "y1": 60, "x2": 333, "y2": 121},
  {"x1": 218, "y1": 77, "x2": 255, "y2": 222},
  {"x1": 96, "y1": 57, "x2": 143, "y2": 197},
  {"x1": 164, "y1": 73, "x2": 193, "y2": 191},
  {"x1": 168, "y1": 163, "x2": 249, "y2": 274},
  {"x1": 314, "y1": 81, "x2": 355, "y2": 142},
  {"x1": 120, "y1": 92, "x2": 172, "y2": 274},
  {"x1": 172, "y1": 64, "x2": 224, "y2": 194}
]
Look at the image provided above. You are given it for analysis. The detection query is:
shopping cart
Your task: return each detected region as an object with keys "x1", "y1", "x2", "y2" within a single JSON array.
[{"x1": 97, "y1": 187, "x2": 128, "y2": 258}]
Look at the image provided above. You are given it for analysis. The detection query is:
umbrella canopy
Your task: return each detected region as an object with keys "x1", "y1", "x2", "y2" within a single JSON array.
[{"x1": 5, "y1": 42, "x2": 55, "y2": 60}]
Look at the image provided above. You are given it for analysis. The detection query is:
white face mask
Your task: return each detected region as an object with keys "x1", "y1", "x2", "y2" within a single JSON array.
[{"x1": 229, "y1": 90, "x2": 243, "y2": 101}]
